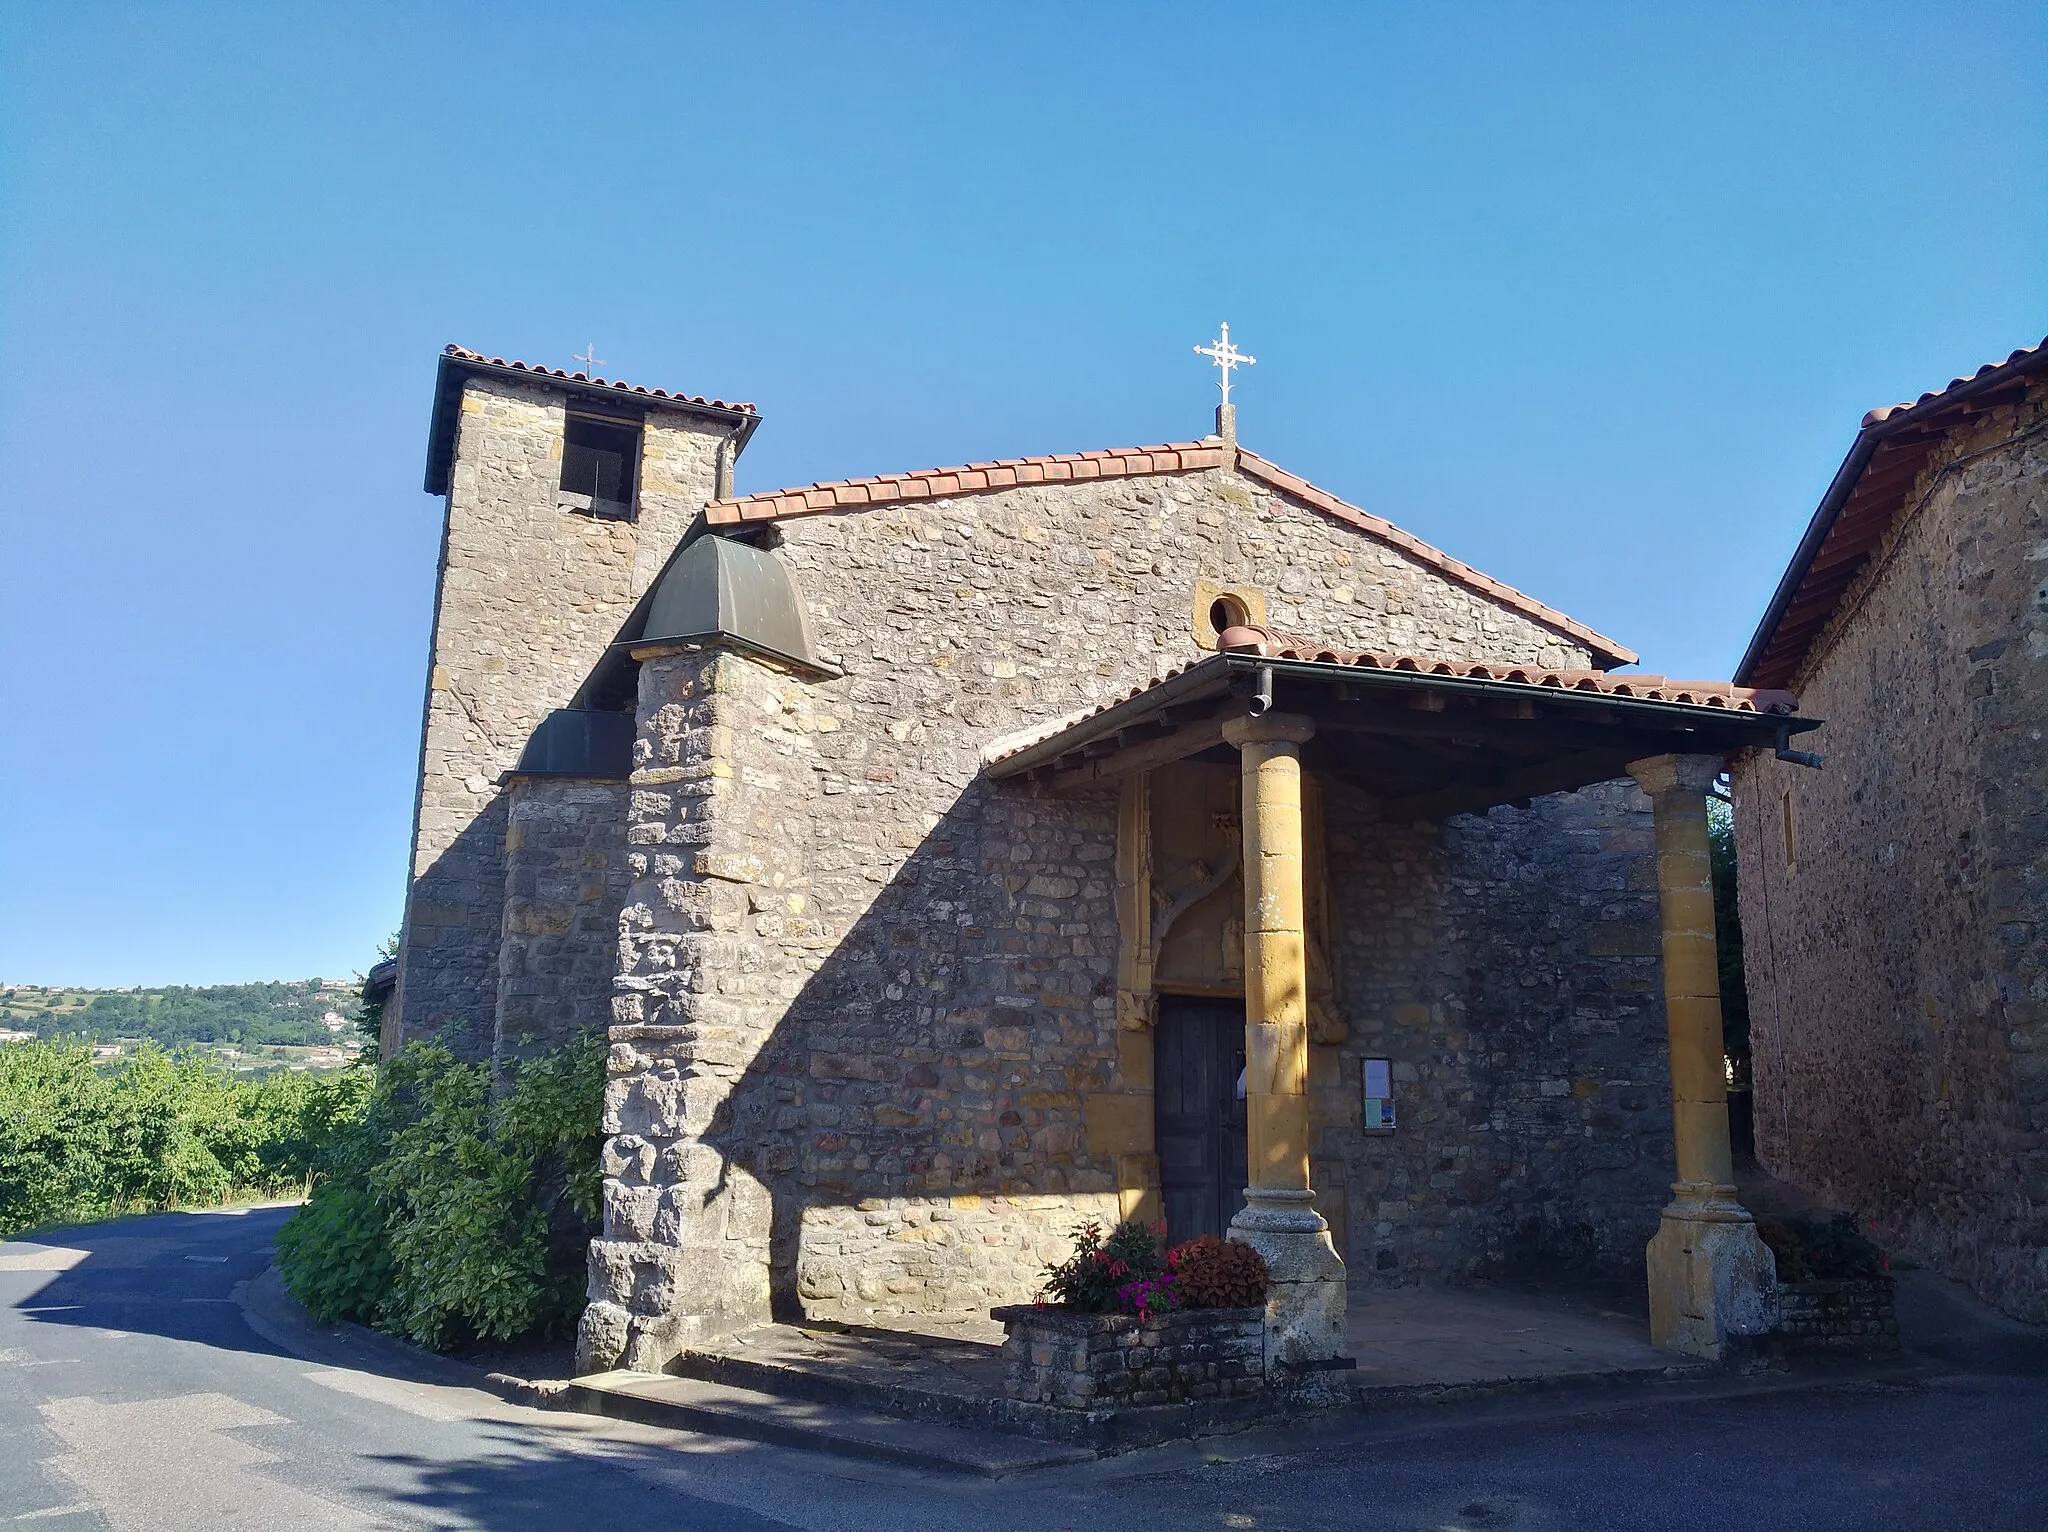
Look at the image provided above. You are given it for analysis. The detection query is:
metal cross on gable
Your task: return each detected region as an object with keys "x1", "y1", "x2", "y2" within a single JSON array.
[
  {"x1": 572, "y1": 343, "x2": 605, "y2": 377},
  {"x1": 1193, "y1": 323, "x2": 1255, "y2": 404}
]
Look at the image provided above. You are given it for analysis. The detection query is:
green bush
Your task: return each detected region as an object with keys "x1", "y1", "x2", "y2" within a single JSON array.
[
  {"x1": 275, "y1": 1033, "x2": 605, "y2": 1351},
  {"x1": 0, "y1": 1039, "x2": 371, "y2": 1237},
  {"x1": 1757, "y1": 1212, "x2": 1890, "y2": 1282}
]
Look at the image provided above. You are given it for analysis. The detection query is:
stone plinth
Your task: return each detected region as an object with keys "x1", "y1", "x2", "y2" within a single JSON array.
[
  {"x1": 1645, "y1": 1204, "x2": 1778, "y2": 1360},
  {"x1": 991, "y1": 1305, "x2": 1266, "y2": 1409},
  {"x1": 1229, "y1": 1189, "x2": 1349, "y2": 1369}
]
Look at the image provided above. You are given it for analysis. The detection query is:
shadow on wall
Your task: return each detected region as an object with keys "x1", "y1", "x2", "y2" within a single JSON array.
[
  {"x1": 596, "y1": 755, "x2": 1680, "y2": 1367},
  {"x1": 1445, "y1": 786, "x2": 1678, "y2": 1284},
  {"x1": 686, "y1": 770, "x2": 1131, "y2": 1328},
  {"x1": 1319, "y1": 778, "x2": 1677, "y2": 1289},
  {"x1": 396, "y1": 801, "x2": 513, "y2": 1065}
]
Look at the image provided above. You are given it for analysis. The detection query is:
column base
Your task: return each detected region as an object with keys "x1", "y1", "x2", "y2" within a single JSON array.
[
  {"x1": 1646, "y1": 1186, "x2": 1778, "y2": 1360},
  {"x1": 1229, "y1": 1188, "x2": 1349, "y2": 1370}
]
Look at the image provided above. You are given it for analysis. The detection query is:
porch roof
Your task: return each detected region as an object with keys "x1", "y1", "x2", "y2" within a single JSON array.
[{"x1": 985, "y1": 627, "x2": 1818, "y2": 820}]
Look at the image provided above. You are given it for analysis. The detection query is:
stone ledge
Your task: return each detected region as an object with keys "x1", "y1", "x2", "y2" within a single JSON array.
[{"x1": 988, "y1": 1304, "x2": 1266, "y2": 1330}]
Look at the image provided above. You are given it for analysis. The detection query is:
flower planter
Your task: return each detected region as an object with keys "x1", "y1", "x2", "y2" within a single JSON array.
[
  {"x1": 1766, "y1": 1277, "x2": 1899, "y2": 1356},
  {"x1": 990, "y1": 1304, "x2": 1266, "y2": 1409}
]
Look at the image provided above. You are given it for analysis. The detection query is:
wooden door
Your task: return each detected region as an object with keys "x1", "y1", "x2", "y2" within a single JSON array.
[{"x1": 1154, "y1": 996, "x2": 1249, "y2": 1244}]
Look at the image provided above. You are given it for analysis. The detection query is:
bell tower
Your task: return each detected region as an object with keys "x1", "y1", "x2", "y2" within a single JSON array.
[{"x1": 389, "y1": 346, "x2": 759, "y2": 1057}]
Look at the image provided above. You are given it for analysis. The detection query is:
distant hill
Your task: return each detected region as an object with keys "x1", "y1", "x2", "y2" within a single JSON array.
[{"x1": 0, "y1": 980, "x2": 365, "y2": 1049}]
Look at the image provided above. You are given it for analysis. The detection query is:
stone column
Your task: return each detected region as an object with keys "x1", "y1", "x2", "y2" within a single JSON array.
[
  {"x1": 1221, "y1": 713, "x2": 1348, "y2": 1368},
  {"x1": 1627, "y1": 753, "x2": 1777, "y2": 1359}
]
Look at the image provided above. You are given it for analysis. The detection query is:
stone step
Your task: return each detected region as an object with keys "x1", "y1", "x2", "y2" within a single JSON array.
[
  {"x1": 564, "y1": 1370, "x2": 1098, "y2": 1478},
  {"x1": 668, "y1": 1342, "x2": 998, "y2": 1427}
]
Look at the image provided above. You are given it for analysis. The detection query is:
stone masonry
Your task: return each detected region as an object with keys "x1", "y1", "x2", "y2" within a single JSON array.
[
  {"x1": 992, "y1": 1304, "x2": 1267, "y2": 1409},
  {"x1": 1765, "y1": 1279, "x2": 1900, "y2": 1357},
  {"x1": 493, "y1": 776, "x2": 632, "y2": 1064},
  {"x1": 1734, "y1": 377, "x2": 2048, "y2": 1321},
  {"x1": 1319, "y1": 778, "x2": 1674, "y2": 1285},
  {"x1": 578, "y1": 454, "x2": 1673, "y2": 1372},
  {"x1": 394, "y1": 372, "x2": 733, "y2": 1058}
]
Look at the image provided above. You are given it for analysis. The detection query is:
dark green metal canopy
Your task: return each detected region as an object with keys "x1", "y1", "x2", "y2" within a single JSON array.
[
  {"x1": 570, "y1": 530, "x2": 833, "y2": 713},
  {"x1": 630, "y1": 534, "x2": 822, "y2": 671},
  {"x1": 511, "y1": 709, "x2": 635, "y2": 780}
]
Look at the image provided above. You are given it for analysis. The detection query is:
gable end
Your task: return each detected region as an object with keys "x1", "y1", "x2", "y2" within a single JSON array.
[{"x1": 705, "y1": 442, "x2": 1635, "y2": 668}]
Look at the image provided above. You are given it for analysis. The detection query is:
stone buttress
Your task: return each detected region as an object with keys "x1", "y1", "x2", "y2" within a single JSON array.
[{"x1": 580, "y1": 647, "x2": 798, "y2": 1370}]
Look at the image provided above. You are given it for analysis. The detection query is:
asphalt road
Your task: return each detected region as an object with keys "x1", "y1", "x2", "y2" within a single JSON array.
[{"x1": 4, "y1": 1207, "x2": 2046, "y2": 1530}]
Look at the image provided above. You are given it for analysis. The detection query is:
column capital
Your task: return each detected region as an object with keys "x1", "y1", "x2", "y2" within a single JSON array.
[
  {"x1": 1222, "y1": 712, "x2": 1316, "y2": 750},
  {"x1": 1627, "y1": 751, "x2": 1722, "y2": 801}
]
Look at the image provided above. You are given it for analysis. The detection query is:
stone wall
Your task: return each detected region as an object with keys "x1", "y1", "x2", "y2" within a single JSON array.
[
  {"x1": 993, "y1": 1304, "x2": 1266, "y2": 1409},
  {"x1": 1764, "y1": 1278, "x2": 1900, "y2": 1357},
  {"x1": 1316, "y1": 778, "x2": 1674, "y2": 1284},
  {"x1": 393, "y1": 374, "x2": 728, "y2": 1058},
  {"x1": 1733, "y1": 381, "x2": 2048, "y2": 1321},
  {"x1": 493, "y1": 776, "x2": 632, "y2": 1064},
  {"x1": 580, "y1": 455, "x2": 1659, "y2": 1372}
]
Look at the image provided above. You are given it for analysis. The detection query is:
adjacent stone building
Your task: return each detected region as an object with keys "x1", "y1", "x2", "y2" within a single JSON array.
[
  {"x1": 392, "y1": 343, "x2": 1809, "y2": 1376},
  {"x1": 1733, "y1": 337, "x2": 2048, "y2": 1322}
]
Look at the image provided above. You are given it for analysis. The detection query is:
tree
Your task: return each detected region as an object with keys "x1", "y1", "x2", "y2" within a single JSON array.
[{"x1": 1706, "y1": 786, "x2": 1750, "y2": 1086}]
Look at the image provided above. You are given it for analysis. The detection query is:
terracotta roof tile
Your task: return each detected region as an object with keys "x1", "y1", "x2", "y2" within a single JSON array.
[
  {"x1": 1230, "y1": 452, "x2": 1633, "y2": 665},
  {"x1": 706, "y1": 441, "x2": 1222, "y2": 529},
  {"x1": 984, "y1": 626, "x2": 1796, "y2": 767},
  {"x1": 707, "y1": 440, "x2": 1633, "y2": 666},
  {"x1": 1738, "y1": 335, "x2": 2048, "y2": 689},
  {"x1": 1860, "y1": 337, "x2": 2048, "y2": 428},
  {"x1": 1226, "y1": 626, "x2": 1794, "y2": 712},
  {"x1": 980, "y1": 659, "x2": 1218, "y2": 764},
  {"x1": 442, "y1": 344, "x2": 756, "y2": 414}
]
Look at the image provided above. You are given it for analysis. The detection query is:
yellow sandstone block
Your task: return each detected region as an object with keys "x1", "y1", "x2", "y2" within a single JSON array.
[{"x1": 1083, "y1": 1093, "x2": 1152, "y2": 1156}]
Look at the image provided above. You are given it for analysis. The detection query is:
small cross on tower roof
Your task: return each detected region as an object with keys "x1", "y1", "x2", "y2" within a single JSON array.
[
  {"x1": 572, "y1": 343, "x2": 605, "y2": 378},
  {"x1": 1194, "y1": 323, "x2": 1255, "y2": 404}
]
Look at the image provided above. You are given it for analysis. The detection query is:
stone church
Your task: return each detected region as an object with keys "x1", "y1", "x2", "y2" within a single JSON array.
[{"x1": 389, "y1": 342, "x2": 1811, "y2": 1376}]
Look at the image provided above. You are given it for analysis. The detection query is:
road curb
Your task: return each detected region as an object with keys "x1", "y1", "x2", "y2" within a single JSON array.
[{"x1": 237, "y1": 1263, "x2": 559, "y2": 1406}]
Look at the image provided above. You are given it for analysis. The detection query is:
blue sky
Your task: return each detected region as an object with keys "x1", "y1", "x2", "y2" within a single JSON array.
[{"x1": 2, "y1": 3, "x2": 2042, "y2": 987}]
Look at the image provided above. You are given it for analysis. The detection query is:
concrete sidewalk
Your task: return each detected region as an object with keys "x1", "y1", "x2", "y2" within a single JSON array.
[
  {"x1": 663, "y1": 1282, "x2": 1685, "y2": 1407},
  {"x1": 561, "y1": 1282, "x2": 1709, "y2": 1467},
  {"x1": 242, "y1": 1257, "x2": 2013, "y2": 1480},
  {"x1": 1344, "y1": 1283, "x2": 1678, "y2": 1390}
]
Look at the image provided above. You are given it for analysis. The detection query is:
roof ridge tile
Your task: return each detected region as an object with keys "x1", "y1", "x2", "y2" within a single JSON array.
[
  {"x1": 702, "y1": 436, "x2": 1633, "y2": 668},
  {"x1": 443, "y1": 343, "x2": 756, "y2": 413},
  {"x1": 1230, "y1": 450, "x2": 1636, "y2": 667}
]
